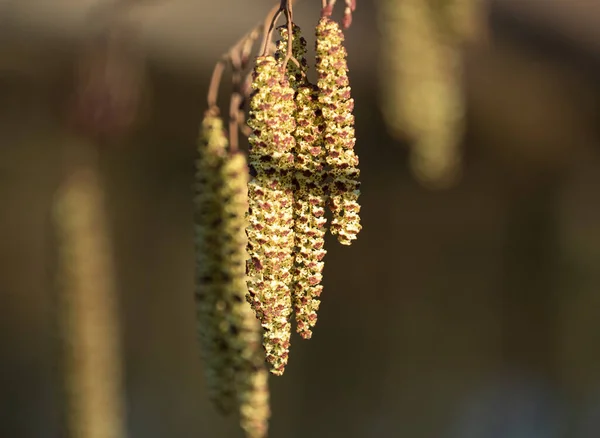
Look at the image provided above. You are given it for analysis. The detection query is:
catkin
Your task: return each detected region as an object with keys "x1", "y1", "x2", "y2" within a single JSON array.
[
  {"x1": 315, "y1": 17, "x2": 361, "y2": 246},
  {"x1": 277, "y1": 25, "x2": 328, "y2": 339},
  {"x1": 54, "y1": 160, "x2": 125, "y2": 438},
  {"x1": 378, "y1": 0, "x2": 476, "y2": 187},
  {"x1": 246, "y1": 56, "x2": 296, "y2": 375},
  {"x1": 194, "y1": 113, "x2": 270, "y2": 438}
]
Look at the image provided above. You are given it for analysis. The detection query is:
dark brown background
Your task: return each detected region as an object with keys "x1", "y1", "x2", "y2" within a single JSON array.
[{"x1": 2, "y1": 0, "x2": 600, "y2": 437}]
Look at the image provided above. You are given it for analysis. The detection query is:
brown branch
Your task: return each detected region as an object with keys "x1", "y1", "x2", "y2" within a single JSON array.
[
  {"x1": 205, "y1": 0, "x2": 302, "y2": 146},
  {"x1": 207, "y1": 60, "x2": 226, "y2": 110},
  {"x1": 260, "y1": 0, "x2": 295, "y2": 69},
  {"x1": 261, "y1": 6, "x2": 284, "y2": 56},
  {"x1": 282, "y1": 0, "x2": 294, "y2": 70},
  {"x1": 207, "y1": 1, "x2": 286, "y2": 110}
]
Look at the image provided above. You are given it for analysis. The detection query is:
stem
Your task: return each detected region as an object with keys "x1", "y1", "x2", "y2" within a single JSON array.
[
  {"x1": 260, "y1": 6, "x2": 284, "y2": 56},
  {"x1": 205, "y1": 0, "x2": 302, "y2": 140},
  {"x1": 207, "y1": 0, "x2": 291, "y2": 114},
  {"x1": 282, "y1": 0, "x2": 294, "y2": 70},
  {"x1": 207, "y1": 60, "x2": 226, "y2": 110}
]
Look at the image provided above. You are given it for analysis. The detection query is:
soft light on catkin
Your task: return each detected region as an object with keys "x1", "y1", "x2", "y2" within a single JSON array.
[
  {"x1": 315, "y1": 17, "x2": 361, "y2": 246},
  {"x1": 194, "y1": 114, "x2": 270, "y2": 438},
  {"x1": 277, "y1": 25, "x2": 328, "y2": 339},
  {"x1": 246, "y1": 56, "x2": 296, "y2": 375}
]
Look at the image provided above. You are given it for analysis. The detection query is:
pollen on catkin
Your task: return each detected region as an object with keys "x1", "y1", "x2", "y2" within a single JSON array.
[
  {"x1": 194, "y1": 113, "x2": 270, "y2": 435},
  {"x1": 315, "y1": 17, "x2": 361, "y2": 246},
  {"x1": 246, "y1": 56, "x2": 297, "y2": 375},
  {"x1": 277, "y1": 25, "x2": 328, "y2": 339}
]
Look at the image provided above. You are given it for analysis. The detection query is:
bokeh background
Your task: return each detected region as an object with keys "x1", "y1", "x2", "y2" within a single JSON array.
[{"x1": 2, "y1": 0, "x2": 600, "y2": 437}]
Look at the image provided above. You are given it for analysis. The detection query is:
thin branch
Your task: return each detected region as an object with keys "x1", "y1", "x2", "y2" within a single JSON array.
[
  {"x1": 207, "y1": 60, "x2": 226, "y2": 110},
  {"x1": 282, "y1": 0, "x2": 294, "y2": 70},
  {"x1": 260, "y1": 6, "x2": 284, "y2": 56},
  {"x1": 205, "y1": 0, "x2": 302, "y2": 144},
  {"x1": 206, "y1": 1, "x2": 289, "y2": 114}
]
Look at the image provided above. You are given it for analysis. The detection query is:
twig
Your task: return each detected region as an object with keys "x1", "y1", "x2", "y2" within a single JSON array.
[
  {"x1": 207, "y1": 2, "x2": 282, "y2": 109},
  {"x1": 260, "y1": 4, "x2": 284, "y2": 56},
  {"x1": 260, "y1": 0, "x2": 295, "y2": 70},
  {"x1": 206, "y1": 0, "x2": 301, "y2": 144},
  {"x1": 282, "y1": 0, "x2": 294, "y2": 70},
  {"x1": 207, "y1": 60, "x2": 226, "y2": 110}
]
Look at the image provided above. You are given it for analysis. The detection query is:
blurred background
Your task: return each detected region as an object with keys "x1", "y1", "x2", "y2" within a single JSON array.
[{"x1": 2, "y1": 0, "x2": 600, "y2": 437}]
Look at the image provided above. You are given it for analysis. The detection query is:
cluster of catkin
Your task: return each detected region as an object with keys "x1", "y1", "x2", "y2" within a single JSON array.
[
  {"x1": 245, "y1": 17, "x2": 361, "y2": 376},
  {"x1": 378, "y1": 0, "x2": 483, "y2": 188},
  {"x1": 193, "y1": 12, "x2": 361, "y2": 436},
  {"x1": 194, "y1": 113, "x2": 270, "y2": 438}
]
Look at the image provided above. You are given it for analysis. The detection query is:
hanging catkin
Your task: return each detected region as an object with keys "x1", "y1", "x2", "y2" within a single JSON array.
[
  {"x1": 194, "y1": 113, "x2": 270, "y2": 438},
  {"x1": 315, "y1": 17, "x2": 361, "y2": 246},
  {"x1": 277, "y1": 24, "x2": 328, "y2": 339},
  {"x1": 246, "y1": 56, "x2": 297, "y2": 376},
  {"x1": 378, "y1": 0, "x2": 479, "y2": 187},
  {"x1": 53, "y1": 153, "x2": 125, "y2": 438}
]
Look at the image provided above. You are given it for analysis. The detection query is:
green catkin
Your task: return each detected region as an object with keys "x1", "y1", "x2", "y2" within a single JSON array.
[
  {"x1": 195, "y1": 114, "x2": 236, "y2": 413},
  {"x1": 277, "y1": 25, "x2": 328, "y2": 339},
  {"x1": 315, "y1": 17, "x2": 362, "y2": 246},
  {"x1": 246, "y1": 56, "x2": 296, "y2": 376},
  {"x1": 54, "y1": 161, "x2": 125, "y2": 438},
  {"x1": 222, "y1": 154, "x2": 270, "y2": 438},
  {"x1": 194, "y1": 114, "x2": 270, "y2": 438},
  {"x1": 378, "y1": 0, "x2": 473, "y2": 187}
]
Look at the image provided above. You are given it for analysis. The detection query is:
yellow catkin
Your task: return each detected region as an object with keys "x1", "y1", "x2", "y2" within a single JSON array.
[
  {"x1": 277, "y1": 25, "x2": 328, "y2": 339},
  {"x1": 54, "y1": 158, "x2": 125, "y2": 438},
  {"x1": 246, "y1": 56, "x2": 296, "y2": 376},
  {"x1": 315, "y1": 17, "x2": 361, "y2": 246},
  {"x1": 194, "y1": 113, "x2": 270, "y2": 438},
  {"x1": 378, "y1": 0, "x2": 481, "y2": 187}
]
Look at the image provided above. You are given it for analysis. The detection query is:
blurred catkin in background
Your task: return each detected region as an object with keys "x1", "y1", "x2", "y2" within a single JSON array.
[
  {"x1": 53, "y1": 142, "x2": 125, "y2": 438},
  {"x1": 377, "y1": 0, "x2": 485, "y2": 188}
]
